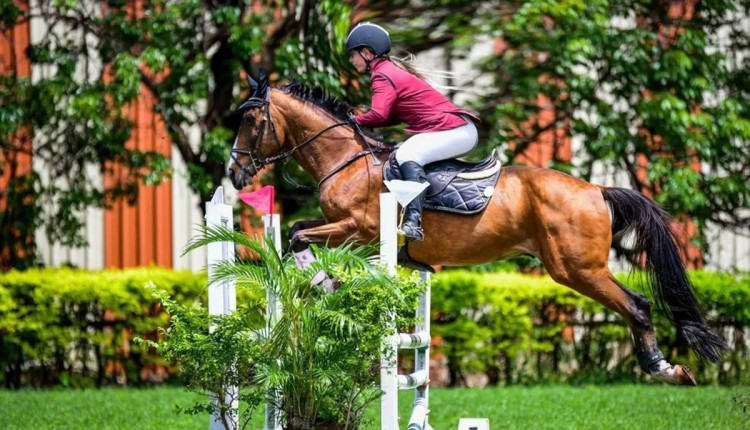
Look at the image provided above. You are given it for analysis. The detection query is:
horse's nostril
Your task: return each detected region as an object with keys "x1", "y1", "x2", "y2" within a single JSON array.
[{"x1": 227, "y1": 168, "x2": 234, "y2": 178}]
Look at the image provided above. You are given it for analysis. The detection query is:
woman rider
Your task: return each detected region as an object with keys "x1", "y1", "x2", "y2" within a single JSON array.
[{"x1": 346, "y1": 22, "x2": 479, "y2": 242}]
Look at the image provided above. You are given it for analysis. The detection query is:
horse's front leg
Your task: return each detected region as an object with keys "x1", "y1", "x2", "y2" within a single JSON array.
[
  {"x1": 289, "y1": 218, "x2": 361, "y2": 293},
  {"x1": 289, "y1": 217, "x2": 360, "y2": 251},
  {"x1": 289, "y1": 219, "x2": 326, "y2": 252}
]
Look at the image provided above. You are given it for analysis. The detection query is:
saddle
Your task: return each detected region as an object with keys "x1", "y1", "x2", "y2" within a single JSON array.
[
  {"x1": 383, "y1": 151, "x2": 501, "y2": 215},
  {"x1": 383, "y1": 151, "x2": 502, "y2": 273}
]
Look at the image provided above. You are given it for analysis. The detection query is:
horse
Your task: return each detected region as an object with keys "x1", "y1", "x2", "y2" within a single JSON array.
[{"x1": 227, "y1": 72, "x2": 727, "y2": 386}]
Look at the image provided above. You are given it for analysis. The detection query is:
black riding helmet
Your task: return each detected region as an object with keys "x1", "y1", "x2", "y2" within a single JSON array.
[{"x1": 345, "y1": 22, "x2": 391, "y2": 57}]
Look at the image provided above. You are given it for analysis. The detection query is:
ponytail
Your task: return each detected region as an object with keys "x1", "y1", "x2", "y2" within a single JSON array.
[
  {"x1": 387, "y1": 53, "x2": 463, "y2": 92},
  {"x1": 389, "y1": 54, "x2": 428, "y2": 80}
]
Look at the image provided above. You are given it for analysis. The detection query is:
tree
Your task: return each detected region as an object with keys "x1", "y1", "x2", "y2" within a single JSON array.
[
  {"x1": 0, "y1": 0, "x2": 356, "y2": 269},
  {"x1": 474, "y1": 0, "x2": 749, "y2": 235},
  {"x1": 363, "y1": 0, "x2": 750, "y2": 258}
]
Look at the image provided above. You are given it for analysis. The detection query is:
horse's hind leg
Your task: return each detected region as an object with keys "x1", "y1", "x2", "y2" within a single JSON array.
[{"x1": 546, "y1": 265, "x2": 697, "y2": 386}]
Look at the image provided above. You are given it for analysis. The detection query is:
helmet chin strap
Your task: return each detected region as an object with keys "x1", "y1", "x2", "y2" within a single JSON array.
[{"x1": 357, "y1": 50, "x2": 373, "y2": 72}]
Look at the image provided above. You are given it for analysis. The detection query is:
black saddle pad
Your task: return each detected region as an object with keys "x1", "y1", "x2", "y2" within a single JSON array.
[{"x1": 383, "y1": 152, "x2": 501, "y2": 215}]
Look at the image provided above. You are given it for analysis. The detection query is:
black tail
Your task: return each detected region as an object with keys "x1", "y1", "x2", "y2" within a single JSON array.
[{"x1": 601, "y1": 187, "x2": 728, "y2": 362}]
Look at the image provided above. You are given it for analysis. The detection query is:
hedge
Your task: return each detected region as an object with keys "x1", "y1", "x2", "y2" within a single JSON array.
[
  {"x1": 2, "y1": 267, "x2": 748, "y2": 388},
  {"x1": 0, "y1": 267, "x2": 204, "y2": 388},
  {"x1": 431, "y1": 270, "x2": 750, "y2": 386}
]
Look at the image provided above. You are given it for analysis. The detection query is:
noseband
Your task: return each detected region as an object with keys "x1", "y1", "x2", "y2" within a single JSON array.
[{"x1": 230, "y1": 95, "x2": 352, "y2": 180}]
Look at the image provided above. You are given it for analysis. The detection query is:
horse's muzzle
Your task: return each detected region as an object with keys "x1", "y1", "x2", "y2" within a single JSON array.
[{"x1": 227, "y1": 165, "x2": 254, "y2": 190}]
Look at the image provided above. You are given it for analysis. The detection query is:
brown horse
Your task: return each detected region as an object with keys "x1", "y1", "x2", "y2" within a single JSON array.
[{"x1": 227, "y1": 73, "x2": 727, "y2": 385}]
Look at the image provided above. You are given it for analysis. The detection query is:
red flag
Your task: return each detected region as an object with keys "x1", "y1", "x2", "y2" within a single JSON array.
[{"x1": 238, "y1": 185, "x2": 275, "y2": 215}]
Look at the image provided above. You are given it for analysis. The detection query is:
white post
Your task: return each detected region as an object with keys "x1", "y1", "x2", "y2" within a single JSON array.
[
  {"x1": 379, "y1": 192, "x2": 399, "y2": 430},
  {"x1": 206, "y1": 186, "x2": 238, "y2": 430},
  {"x1": 408, "y1": 270, "x2": 431, "y2": 430},
  {"x1": 262, "y1": 214, "x2": 283, "y2": 430},
  {"x1": 380, "y1": 186, "x2": 434, "y2": 430}
]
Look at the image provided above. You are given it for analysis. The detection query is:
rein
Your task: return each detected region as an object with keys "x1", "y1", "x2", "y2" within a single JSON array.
[
  {"x1": 231, "y1": 95, "x2": 387, "y2": 189},
  {"x1": 317, "y1": 147, "x2": 392, "y2": 187}
]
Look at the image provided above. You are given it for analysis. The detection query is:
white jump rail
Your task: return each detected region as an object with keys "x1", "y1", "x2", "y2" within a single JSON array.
[{"x1": 206, "y1": 187, "x2": 486, "y2": 429}]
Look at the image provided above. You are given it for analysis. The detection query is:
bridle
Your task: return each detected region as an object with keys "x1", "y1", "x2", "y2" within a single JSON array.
[{"x1": 230, "y1": 93, "x2": 388, "y2": 188}]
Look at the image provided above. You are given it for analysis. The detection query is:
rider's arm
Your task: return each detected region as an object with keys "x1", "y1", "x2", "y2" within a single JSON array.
[{"x1": 354, "y1": 73, "x2": 398, "y2": 127}]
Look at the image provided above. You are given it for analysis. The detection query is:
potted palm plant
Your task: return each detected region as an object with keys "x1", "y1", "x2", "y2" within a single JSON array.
[{"x1": 146, "y1": 226, "x2": 423, "y2": 430}]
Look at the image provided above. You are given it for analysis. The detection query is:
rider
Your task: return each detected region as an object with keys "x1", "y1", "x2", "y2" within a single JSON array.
[{"x1": 346, "y1": 22, "x2": 479, "y2": 242}]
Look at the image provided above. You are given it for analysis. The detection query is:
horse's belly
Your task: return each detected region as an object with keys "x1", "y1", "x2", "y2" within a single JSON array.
[{"x1": 406, "y1": 210, "x2": 527, "y2": 266}]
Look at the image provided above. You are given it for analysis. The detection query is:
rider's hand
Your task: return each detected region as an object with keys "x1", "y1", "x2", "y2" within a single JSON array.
[{"x1": 347, "y1": 111, "x2": 358, "y2": 124}]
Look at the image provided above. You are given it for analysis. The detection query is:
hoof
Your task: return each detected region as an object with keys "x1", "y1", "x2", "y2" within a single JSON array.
[
  {"x1": 311, "y1": 270, "x2": 341, "y2": 293},
  {"x1": 672, "y1": 365, "x2": 697, "y2": 386},
  {"x1": 652, "y1": 364, "x2": 697, "y2": 386}
]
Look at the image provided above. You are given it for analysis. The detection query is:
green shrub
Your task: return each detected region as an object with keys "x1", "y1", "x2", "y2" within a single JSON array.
[
  {"x1": 0, "y1": 267, "x2": 204, "y2": 388},
  {"x1": 432, "y1": 269, "x2": 750, "y2": 386},
  {"x1": 2, "y1": 262, "x2": 746, "y2": 392}
]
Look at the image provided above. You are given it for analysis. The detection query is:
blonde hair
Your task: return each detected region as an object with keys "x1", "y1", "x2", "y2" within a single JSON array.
[{"x1": 388, "y1": 53, "x2": 464, "y2": 92}]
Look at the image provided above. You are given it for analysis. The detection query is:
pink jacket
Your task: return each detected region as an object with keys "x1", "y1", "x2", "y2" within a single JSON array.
[{"x1": 354, "y1": 59, "x2": 479, "y2": 133}]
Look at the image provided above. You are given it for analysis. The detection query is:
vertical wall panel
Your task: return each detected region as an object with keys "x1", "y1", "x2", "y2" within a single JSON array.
[
  {"x1": 171, "y1": 146, "x2": 205, "y2": 271},
  {"x1": 104, "y1": 162, "x2": 123, "y2": 268},
  {"x1": 101, "y1": 0, "x2": 174, "y2": 269},
  {"x1": 104, "y1": 82, "x2": 174, "y2": 269},
  {"x1": 120, "y1": 103, "x2": 139, "y2": 268},
  {"x1": 154, "y1": 94, "x2": 173, "y2": 267},
  {"x1": 136, "y1": 90, "x2": 156, "y2": 266}
]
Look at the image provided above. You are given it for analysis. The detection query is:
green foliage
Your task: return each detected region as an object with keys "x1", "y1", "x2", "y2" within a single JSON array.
[
  {"x1": 2, "y1": 264, "x2": 747, "y2": 394},
  {"x1": 432, "y1": 269, "x2": 750, "y2": 386},
  {"x1": 0, "y1": 267, "x2": 204, "y2": 388},
  {"x1": 154, "y1": 229, "x2": 425, "y2": 429},
  {"x1": 473, "y1": 0, "x2": 750, "y2": 232},
  {"x1": 2, "y1": 263, "x2": 747, "y2": 395}
]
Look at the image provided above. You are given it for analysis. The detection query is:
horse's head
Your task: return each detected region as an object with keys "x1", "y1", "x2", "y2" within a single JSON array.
[
  {"x1": 229, "y1": 73, "x2": 384, "y2": 189},
  {"x1": 228, "y1": 70, "x2": 282, "y2": 189}
]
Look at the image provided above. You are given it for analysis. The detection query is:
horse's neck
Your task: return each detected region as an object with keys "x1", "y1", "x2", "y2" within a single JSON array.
[{"x1": 276, "y1": 97, "x2": 365, "y2": 182}]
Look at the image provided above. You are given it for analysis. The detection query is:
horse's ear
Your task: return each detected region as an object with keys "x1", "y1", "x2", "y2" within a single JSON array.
[
  {"x1": 246, "y1": 73, "x2": 258, "y2": 94},
  {"x1": 258, "y1": 69, "x2": 269, "y2": 99}
]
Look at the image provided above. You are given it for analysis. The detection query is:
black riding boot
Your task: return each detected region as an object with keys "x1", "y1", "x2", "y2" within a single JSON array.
[{"x1": 398, "y1": 161, "x2": 428, "y2": 242}]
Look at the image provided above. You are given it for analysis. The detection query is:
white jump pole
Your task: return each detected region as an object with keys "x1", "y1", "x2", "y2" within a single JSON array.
[
  {"x1": 407, "y1": 270, "x2": 431, "y2": 430},
  {"x1": 262, "y1": 213, "x2": 283, "y2": 430},
  {"x1": 379, "y1": 188, "x2": 433, "y2": 430},
  {"x1": 206, "y1": 186, "x2": 238, "y2": 430},
  {"x1": 380, "y1": 192, "x2": 400, "y2": 430},
  {"x1": 206, "y1": 186, "x2": 283, "y2": 430}
]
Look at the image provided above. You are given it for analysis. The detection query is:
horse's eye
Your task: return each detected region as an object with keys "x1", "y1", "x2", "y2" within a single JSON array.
[{"x1": 244, "y1": 116, "x2": 256, "y2": 126}]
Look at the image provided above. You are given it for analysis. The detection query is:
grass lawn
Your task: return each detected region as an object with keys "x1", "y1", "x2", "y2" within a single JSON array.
[{"x1": 0, "y1": 384, "x2": 747, "y2": 429}]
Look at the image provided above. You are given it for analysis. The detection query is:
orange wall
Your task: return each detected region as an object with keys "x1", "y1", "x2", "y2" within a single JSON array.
[
  {"x1": 514, "y1": 93, "x2": 572, "y2": 167},
  {"x1": 104, "y1": 83, "x2": 173, "y2": 268},
  {"x1": 0, "y1": 0, "x2": 32, "y2": 186},
  {"x1": 103, "y1": 0, "x2": 172, "y2": 269},
  {"x1": 0, "y1": 0, "x2": 32, "y2": 271}
]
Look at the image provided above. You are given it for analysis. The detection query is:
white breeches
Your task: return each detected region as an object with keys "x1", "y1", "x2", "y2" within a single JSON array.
[{"x1": 395, "y1": 116, "x2": 478, "y2": 166}]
